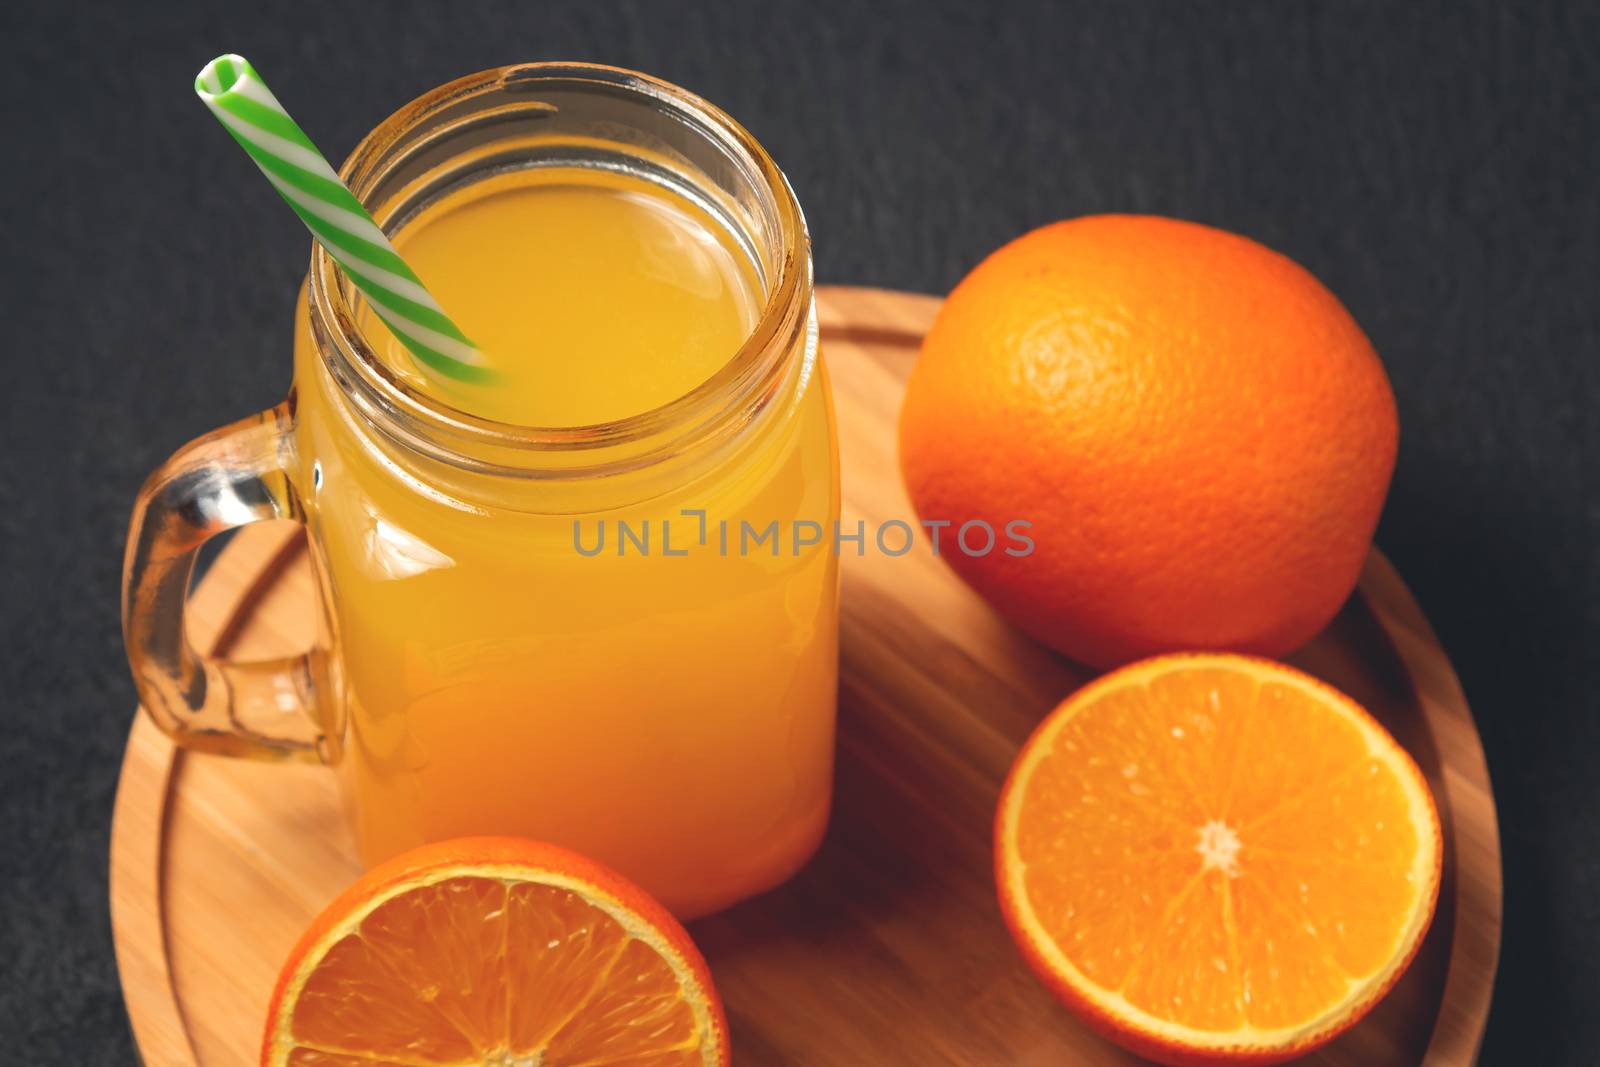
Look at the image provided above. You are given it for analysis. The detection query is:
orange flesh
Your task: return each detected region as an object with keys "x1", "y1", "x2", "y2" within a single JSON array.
[
  {"x1": 1006, "y1": 660, "x2": 1436, "y2": 1037},
  {"x1": 281, "y1": 876, "x2": 707, "y2": 1065}
]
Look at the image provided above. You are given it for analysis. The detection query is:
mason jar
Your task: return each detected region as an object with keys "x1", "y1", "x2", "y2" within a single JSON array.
[{"x1": 123, "y1": 63, "x2": 838, "y2": 918}]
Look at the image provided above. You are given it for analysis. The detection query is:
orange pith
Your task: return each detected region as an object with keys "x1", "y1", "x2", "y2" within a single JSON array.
[
  {"x1": 261, "y1": 837, "x2": 729, "y2": 1067},
  {"x1": 995, "y1": 655, "x2": 1441, "y2": 1066}
]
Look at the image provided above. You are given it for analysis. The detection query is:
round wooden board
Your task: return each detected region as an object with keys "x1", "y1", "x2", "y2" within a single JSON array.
[{"x1": 111, "y1": 286, "x2": 1501, "y2": 1066}]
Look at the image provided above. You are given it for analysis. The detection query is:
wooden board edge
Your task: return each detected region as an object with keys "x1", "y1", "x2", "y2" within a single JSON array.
[
  {"x1": 817, "y1": 284, "x2": 942, "y2": 344},
  {"x1": 1359, "y1": 551, "x2": 1503, "y2": 1066},
  {"x1": 110, "y1": 713, "x2": 197, "y2": 1067},
  {"x1": 110, "y1": 522, "x2": 308, "y2": 1067}
]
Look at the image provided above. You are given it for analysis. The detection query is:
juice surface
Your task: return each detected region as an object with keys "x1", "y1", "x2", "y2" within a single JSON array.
[
  {"x1": 295, "y1": 164, "x2": 838, "y2": 918},
  {"x1": 367, "y1": 169, "x2": 763, "y2": 426}
]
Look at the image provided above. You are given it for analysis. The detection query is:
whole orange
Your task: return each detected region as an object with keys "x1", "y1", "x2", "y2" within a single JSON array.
[{"x1": 898, "y1": 215, "x2": 1397, "y2": 668}]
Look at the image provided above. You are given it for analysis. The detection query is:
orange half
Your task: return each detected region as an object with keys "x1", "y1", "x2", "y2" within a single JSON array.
[
  {"x1": 995, "y1": 654, "x2": 1441, "y2": 1066},
  {"x1": 261, "y1": 837, "x2": 729, "y2": 1067}
]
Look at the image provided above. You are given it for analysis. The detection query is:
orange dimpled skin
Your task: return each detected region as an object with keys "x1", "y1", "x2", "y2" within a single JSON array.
[
  {"x1": 261, "y1": 837, "x2": 730, "y2": 1067},
  {"x1": 899, "y1": 215, "x2": 1399, "y2": 668},
  {"x1": 995, "y1": 655, "x2": 1442, "y2": 1065}
]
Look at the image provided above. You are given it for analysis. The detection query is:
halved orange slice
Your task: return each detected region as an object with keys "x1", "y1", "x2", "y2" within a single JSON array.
[
  {"x1": 995, "y1": 654, "x2": 1441, "y2": 1065},
  {"x1": 261, "y1": 837, "x2": 729, "y2": 1066}
]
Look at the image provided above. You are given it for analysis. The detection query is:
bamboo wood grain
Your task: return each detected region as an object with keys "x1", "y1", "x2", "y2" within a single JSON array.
[{"x1": 110, "y1": 286, "x2": 1500, "y2": 1066}]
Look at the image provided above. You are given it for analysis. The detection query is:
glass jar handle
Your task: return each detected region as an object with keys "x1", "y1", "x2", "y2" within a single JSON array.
[{"x1": 122, "y1": 402, "x2": 328, "y2": 762}]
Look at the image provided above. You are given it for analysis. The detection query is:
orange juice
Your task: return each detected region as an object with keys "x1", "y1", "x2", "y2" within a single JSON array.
[
  {"x1": 290, "y1": 162, "x2": 838, "y2": 919},
  {"x1": 370, "y1": 169, "x2": 765, "y2": 426}
]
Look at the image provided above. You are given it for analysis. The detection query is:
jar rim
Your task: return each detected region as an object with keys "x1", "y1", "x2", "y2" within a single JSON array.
[{"x1": 306, "y1": 62, "x2": 813, "y2": 476}]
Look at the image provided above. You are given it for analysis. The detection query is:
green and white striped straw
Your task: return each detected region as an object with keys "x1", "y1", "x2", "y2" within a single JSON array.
[{"x1": 195, "y1": 54, "x2": 490, "y2": 384}]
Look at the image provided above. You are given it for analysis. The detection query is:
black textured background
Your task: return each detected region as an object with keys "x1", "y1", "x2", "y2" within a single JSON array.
[{"x1": 2, "y1": 1, "x2": 1595, "y2": 1062}]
